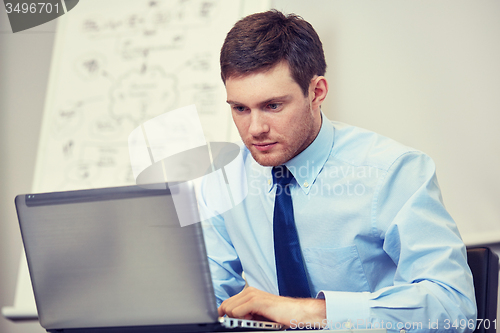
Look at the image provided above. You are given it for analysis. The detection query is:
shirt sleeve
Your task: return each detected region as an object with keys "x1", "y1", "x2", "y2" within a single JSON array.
[
  {"x1": 198, "y1": 177, "x2": 246, "y2": 307},
  {"x1": 319, "y1": 151, "x2": 477, "y2": 333}
]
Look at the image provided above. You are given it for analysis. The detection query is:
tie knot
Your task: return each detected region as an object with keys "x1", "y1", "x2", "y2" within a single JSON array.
[{"x1": 273, "y1": 166, "x2": 294, "y2": 186}]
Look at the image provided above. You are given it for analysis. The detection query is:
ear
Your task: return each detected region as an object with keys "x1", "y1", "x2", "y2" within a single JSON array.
[{"x1": 309, "y1": 76, "x2": 328, "y2": 112}]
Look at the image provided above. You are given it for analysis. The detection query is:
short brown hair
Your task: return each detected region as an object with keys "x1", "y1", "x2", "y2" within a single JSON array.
[{"x1": 220, "y1": 10, "x2": 327, "y2": 96}]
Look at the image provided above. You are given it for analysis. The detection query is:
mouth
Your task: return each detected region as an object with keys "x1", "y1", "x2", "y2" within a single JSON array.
[{"x1": 252, "y1": 142, "x2": 277, "y2": 152}]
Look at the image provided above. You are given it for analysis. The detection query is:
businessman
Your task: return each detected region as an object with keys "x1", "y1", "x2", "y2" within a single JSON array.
[{"x1": 199, "y1": 10, "x2": 476, "y2": 331}]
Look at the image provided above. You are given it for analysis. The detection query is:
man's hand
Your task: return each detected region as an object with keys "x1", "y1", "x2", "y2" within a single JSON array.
[{"x1": 218, "y1": 287, "x2": 326, "y2": 328}]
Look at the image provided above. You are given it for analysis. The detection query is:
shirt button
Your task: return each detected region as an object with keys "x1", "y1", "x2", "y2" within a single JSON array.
[
  {"x1": 268, "y1": 179, "x2": 271, "y2": 185},
  {"x1": 303, "y1": 181, "x2": 309, "y2": 188},
  {"x1": 400, "y1": 329, "x2": 406, "y2": 333}
]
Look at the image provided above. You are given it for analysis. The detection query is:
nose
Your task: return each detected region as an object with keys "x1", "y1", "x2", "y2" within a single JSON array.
[{"x1": 248, "y1": 111, "x2": 270, "y2": 137}]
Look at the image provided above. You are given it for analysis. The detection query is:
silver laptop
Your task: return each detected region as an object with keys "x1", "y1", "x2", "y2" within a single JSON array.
[{"x1": 15, "y1": 183, "x2": 282, "y2": 332}]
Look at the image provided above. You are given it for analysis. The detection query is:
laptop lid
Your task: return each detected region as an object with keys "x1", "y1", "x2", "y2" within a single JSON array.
[{"x1": 15, "y1": 182, "x2": 219, "y2": 331}]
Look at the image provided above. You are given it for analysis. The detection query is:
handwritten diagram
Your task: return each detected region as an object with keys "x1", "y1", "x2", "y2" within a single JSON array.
[{"x1": 32, "y1": 0, "x2": 269, "y2": 192}]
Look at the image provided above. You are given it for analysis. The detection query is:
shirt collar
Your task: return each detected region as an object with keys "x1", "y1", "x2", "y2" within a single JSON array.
[{"x1": 266, "y1": 112, "x2": 334, "y2": 194}]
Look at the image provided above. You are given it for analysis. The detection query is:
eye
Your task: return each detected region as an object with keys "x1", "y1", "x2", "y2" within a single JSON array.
[
  {"x1": 267, "y1": 103, "x2": 281, "y2": 111},
  {"x1": 232, "y1": 105, "x2": 247, "y2": 112}
]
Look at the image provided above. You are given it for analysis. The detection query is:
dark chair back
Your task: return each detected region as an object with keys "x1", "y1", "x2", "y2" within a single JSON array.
[{"x1": 467, "y1": 247, "x2": 499, "y2": 333}]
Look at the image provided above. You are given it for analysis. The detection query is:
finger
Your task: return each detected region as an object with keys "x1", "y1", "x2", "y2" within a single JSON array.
[
  {"x1": 218, "y1": 290, "x2": 259, "y2": 318},
  {"x1": 227, "y1": 294, "x2": 266, "y2": 319},
  {"x1": 217, "y1": 304, "x2": 225, "y2": 317},
  {"x1": 218, "y1": 294, "x2": 245, "y2": 317}
]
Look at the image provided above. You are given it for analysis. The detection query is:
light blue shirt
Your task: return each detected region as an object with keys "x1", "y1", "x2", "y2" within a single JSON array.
[{"x1": 199, "y1": 114, "x2": 476, "y2": 332}]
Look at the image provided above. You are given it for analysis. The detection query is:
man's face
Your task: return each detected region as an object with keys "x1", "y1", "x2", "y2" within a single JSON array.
[{"x1": 225, "y1": 62, "x2": 322, "y2": 167}]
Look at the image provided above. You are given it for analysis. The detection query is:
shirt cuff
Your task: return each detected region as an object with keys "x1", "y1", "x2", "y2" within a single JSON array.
[{"x1": 317, "y1": 290, "x2": 371, "y2": 330}]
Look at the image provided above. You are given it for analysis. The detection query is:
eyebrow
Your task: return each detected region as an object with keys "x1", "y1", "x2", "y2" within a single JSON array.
[{"x1": 226, "y1": 95, "x2": 292, "y2": 107}]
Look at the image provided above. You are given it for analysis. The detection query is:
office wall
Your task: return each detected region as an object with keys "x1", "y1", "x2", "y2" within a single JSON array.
[
  {"x1": 1, "y1": 1, "x2": 499, "y2": 333},
  {"x1": 275, "y1": 0, "x2": 500, "y2": 245},
  {"x1": 0, "y1": 7, "x2": 54, "y2": 333}
]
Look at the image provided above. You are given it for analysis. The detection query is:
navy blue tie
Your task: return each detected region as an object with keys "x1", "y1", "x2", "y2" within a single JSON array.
[{"x1": 273, "y1": 166, "x2": 311, "y2": 298}]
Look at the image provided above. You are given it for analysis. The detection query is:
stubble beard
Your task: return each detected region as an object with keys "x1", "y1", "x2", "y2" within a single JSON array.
[{"x1": 244, "y1": 104, "x2": 318, "y2": 167}]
